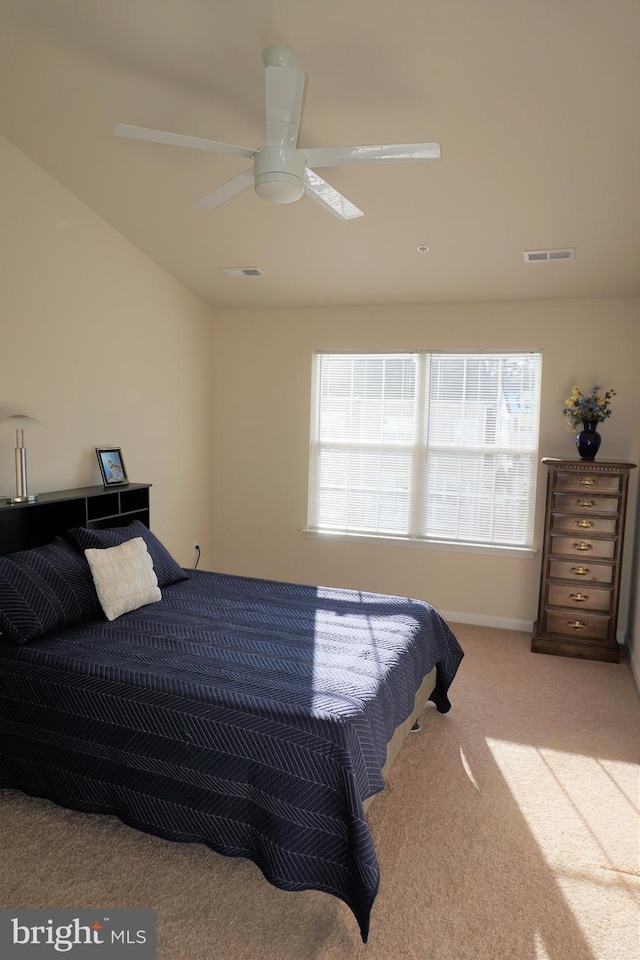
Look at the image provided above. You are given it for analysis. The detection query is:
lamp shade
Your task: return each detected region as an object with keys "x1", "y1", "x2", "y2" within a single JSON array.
[{"x1": 0, "y1": 414, "x2": 44, "y2": 430}]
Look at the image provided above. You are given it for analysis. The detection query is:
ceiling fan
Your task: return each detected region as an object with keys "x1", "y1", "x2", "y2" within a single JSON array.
[{"x1": 114, "y1": 45, "x2": 441, "y2": 221}]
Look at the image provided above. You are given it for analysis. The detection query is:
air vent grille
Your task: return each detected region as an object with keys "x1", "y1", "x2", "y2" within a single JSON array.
[
  {"x1": 523, "y1": 248, "x2": 575, "y2": 263},
  {"x1": 222, "y1": 266, "x2": 266, "y2": 277}
]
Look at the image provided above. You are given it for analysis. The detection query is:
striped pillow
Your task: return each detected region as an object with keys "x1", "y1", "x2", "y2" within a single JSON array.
[
  {"x1": 64, "y1": 520, "x2": 187, "y2": 588},
  {"x1": 0, "y1": 538, "x2": 101, "y2": 644}
]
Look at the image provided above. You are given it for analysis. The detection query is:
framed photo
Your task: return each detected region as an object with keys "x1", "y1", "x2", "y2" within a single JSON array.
[{"x1": 96, "y1": 447, "x2": 129, "y2": 487}]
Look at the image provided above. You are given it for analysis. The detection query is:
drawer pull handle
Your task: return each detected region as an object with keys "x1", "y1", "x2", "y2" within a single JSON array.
[
  {"x1": 569, "y1": 593, "x2": 589, "y2": 602},
  {"x1": 576, "y1": 498, "x2": 595, "y2": 507},
  {"x1": 570, "y1": 565, "x2": 590, "y2": 576},
  {"x1": 572, "y1": 541, "x2": 592, "y2": 551},
  {"x1": 567, "y1": 620, "x2": 587, "y2": 631},
  {"x1": 579, "y1": 478, "x2": 596, "y2": 486},
  {"x1": 574, "y1": 519, "x2": 594, "y2": 529}
]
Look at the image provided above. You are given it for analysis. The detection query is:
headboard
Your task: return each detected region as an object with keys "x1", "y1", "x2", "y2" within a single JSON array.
[{"x1": 0, "y1": 484, "x2": 151, "y2": 556}]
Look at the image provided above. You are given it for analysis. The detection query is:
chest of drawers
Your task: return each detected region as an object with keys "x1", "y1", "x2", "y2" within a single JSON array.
[{"x1": 531, "y1": 458, "x2": 636, "y2": 662}]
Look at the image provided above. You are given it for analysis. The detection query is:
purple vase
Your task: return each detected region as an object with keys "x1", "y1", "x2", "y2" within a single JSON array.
[{"x1": 575, "y1": 420, "x2": 602, "y2": 461}]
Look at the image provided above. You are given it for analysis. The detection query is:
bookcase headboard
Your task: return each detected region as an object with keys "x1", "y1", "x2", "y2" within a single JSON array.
[{"x1": 0, "y1": 484, "x2": 151, "y2": 555}]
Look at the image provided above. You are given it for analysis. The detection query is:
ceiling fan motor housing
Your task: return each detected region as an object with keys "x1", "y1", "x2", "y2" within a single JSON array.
[{"x1": 254, "y1": 146, "x2": 305, "y2": 203}]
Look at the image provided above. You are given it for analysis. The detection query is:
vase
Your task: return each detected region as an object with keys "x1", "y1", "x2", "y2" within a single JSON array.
[{"x1": 575, "y1": 420, "x2": 602, "y2": 461}]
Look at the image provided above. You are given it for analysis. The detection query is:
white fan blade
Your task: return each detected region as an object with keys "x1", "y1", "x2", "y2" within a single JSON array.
[
  {"x1": 114, "y1": 124, "x2": 255, "y2": 159},
  {"x1": 192, "y1": 168, "x2": 255, "y2": 210},
  {"x1": 303, "y1": 142, "x2": 441, "y2": 168},
  {"x1": 264, "y1": 65, "x2": 305, "y2": 148},
  {"x1": 304, "y1": 169, "x2": 364, "y2": 221}
]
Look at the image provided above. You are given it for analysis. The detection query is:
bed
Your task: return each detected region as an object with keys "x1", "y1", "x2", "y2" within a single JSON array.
[{"x1": 0, "y1": 504, "x2": 463, "y2": 942}]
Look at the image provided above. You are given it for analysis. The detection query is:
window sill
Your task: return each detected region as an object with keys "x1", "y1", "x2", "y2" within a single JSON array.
[{"x1": 302, "y1": 529, "x2": 537, "y2": 559}]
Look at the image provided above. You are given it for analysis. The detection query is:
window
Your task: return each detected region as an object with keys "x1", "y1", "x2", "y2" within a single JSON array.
[{"x1": 308, "y1": 351, "x2": 542, "y2": 550}]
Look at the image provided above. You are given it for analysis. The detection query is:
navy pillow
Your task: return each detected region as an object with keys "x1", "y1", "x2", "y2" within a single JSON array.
[
  {"x1": 0, "y1": 538, "x2": 101, "y2": 645},
  {"x1": 64, "y1": 520, "x2": 188, "y2": 589}
]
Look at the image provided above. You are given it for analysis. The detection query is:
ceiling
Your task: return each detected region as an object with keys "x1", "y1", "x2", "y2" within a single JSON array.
[{"x1": 1, "y1": 0, "x2": 639, "y2": 310}]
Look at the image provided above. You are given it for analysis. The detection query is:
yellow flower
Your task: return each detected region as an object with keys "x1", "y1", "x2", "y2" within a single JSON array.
[{"x1": 562, "y1": 384, "x2": 615, "y2": 431}]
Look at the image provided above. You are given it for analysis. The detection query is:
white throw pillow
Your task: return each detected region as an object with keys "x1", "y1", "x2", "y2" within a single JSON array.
[{"x1": 85, "y1": 536, "x2": 161, "y2": 621}]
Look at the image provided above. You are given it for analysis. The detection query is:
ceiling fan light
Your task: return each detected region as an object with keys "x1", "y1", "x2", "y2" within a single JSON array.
[
  {"x1": 262, "y1": 45, "x2": 298, "y2": 69},
  {"x1": 255, "y1": 173, "x2": 304, "y2": 204}
]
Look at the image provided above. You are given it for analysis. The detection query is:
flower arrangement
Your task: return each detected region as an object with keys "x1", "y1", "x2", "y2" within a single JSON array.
[{"x1": 562, "y1": 385, "x2": 616, "y2": 431}]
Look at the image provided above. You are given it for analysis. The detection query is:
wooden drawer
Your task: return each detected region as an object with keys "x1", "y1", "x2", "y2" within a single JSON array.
[
  {"x1": 543, "y1": 611, "x2": 611, "y2": 642},
  {"x1": 550, "y1": 514, "x2": 618, "y2": 536},
  {"x1": 548, "y1": 559, "x2": 614, "y2": 585},
  {"x1": 552, "y1": 493, "x2": 619, "y2": 514},
  {"x1": 549, "y1": 534, "x2": 616, "y2": 560},
  {"x1": 555, "y1": 471, "x2": 622, "y2": 494},
  {"x1": 546, "y1": 583, "x2": 613, "y2": 614}
]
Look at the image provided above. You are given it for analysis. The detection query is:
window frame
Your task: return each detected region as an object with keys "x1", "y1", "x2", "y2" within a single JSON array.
[{"x1": 306, "y1": 350, "x2": 542, "y2": 557}]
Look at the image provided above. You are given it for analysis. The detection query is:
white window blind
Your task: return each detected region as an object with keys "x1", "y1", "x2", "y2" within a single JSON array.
[{"x1": 308, "y1": 351, "x2": 542, "y2": 549}]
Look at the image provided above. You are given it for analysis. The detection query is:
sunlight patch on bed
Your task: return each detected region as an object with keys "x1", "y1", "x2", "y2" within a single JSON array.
[
  {"x1": 310, "y1": 589, "x2": 405, "y2": 716},
  {"x1": 308, "y1": 598, "x2": 378, "y2": 716}
]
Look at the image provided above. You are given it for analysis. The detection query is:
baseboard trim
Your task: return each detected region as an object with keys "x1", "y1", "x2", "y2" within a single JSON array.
[
  {"x1": 440, "y1": 610, "x2": 629, "y2": 649},
  {"x1": 439, "y1": 610, "x2": 533, "y2": 633}
]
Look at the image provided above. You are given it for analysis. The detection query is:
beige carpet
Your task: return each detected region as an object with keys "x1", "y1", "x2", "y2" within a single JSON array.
[{"x1": 1, "y1": 624, "x2": 638, "y2": 959}]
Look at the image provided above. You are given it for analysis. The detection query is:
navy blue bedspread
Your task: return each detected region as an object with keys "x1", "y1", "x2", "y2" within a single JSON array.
[{"x1": 0, "y1": 570, "x2": 463, "y2": 940}]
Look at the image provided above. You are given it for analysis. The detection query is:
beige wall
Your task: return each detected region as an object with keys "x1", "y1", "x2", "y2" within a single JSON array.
[
  {"x1": 0, "y1": 136, "x2": 215, "y2": 567},
  {"x1": 210, "y1": 301, "x2": 640, "y2": 640}
]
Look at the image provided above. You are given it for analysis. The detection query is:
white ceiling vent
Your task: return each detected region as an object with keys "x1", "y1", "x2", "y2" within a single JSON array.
[
  {"x1": 222, "y1": 266, "x2": 266, "y2": 278},
  {"x1": 523, "y1": 248, "x2": 575, "y2": 263}
]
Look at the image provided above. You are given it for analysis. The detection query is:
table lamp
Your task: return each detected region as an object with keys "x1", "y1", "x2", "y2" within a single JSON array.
[{"x1": 0, "y1": 414, "x2": 45, "y2": 504}]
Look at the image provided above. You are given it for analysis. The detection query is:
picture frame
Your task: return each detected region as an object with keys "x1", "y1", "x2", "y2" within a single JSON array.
[{"x1": 95, "y1": 447, "x2": 129, "y2": 487}]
